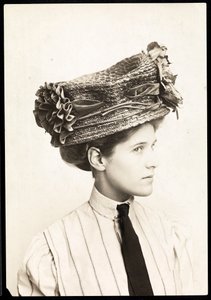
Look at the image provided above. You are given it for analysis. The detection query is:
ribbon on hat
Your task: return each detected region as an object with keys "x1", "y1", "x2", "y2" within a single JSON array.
[
  {"x1": 73, "y1": 99, "x2": 103, "y2": 115},
  {"x1": 127, "y1": 83, "x2": 160, "y2": 98}
]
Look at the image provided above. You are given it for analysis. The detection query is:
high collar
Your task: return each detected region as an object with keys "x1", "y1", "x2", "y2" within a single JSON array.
[{"x1": 88, "y1": 185, "x2": 134, "y2": 220}]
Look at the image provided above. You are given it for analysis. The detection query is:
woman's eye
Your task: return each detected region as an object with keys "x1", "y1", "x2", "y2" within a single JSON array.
[
  {"x1": 151, "y1": 142, "x2": 157, "y2": 150},
  {"x1": 133, "y1": 146, "x2": 144, "y2": 153}
]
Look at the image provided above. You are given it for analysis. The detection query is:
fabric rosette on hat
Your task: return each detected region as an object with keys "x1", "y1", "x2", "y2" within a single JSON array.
[{"x1": 33, "y1": 42, "x2": 183, "y2": 147}]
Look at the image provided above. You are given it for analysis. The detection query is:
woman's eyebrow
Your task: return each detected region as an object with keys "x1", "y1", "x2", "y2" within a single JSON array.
[
  {"x1": 132, "y1": 139, "x2": 157, "y2": 147},
  {"x1": 132, "y1": 142, "x2": 147, "y2": 147}
]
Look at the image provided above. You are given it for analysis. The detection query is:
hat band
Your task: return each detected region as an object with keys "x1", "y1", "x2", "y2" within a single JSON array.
[
  {"x1": 77, "y1": 82, "x2": 160, "y2": 122},
  {"x1": 74, "y1": 100, "x2": 162, "y2": 130}
]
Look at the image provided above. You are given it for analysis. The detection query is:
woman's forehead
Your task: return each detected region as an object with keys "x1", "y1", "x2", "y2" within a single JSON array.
[{"x1": 118, "y1": 123, "x2": 156, "y2": 148}]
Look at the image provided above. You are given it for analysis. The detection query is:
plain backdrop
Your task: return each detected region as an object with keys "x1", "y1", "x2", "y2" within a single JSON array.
[{"x1": 4, "y1": 3, "x2": 207, "y2": 296}]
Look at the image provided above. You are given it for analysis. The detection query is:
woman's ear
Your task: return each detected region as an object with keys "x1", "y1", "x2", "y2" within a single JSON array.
[{"x1": 87, "y1": 147, "x2": 106, "y2": 172}]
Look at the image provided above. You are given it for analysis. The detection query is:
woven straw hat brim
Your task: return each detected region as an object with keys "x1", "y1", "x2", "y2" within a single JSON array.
[{"x1": 64, "y1": 105, "x2": 170, "y2": 146}]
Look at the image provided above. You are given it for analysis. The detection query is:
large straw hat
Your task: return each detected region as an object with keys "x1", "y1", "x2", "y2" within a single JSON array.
[{"x1": 34, "y1": 42, "x2": 182, "y2": 147}]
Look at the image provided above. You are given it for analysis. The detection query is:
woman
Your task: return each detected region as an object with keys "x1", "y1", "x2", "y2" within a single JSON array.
[{"x1": 17, "y1": 42, "x2": 194, "y2": 296}]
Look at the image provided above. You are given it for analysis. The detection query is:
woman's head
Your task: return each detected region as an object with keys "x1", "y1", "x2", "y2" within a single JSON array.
[{"x1": 34, "y1": 43, "x2": 182, "y2": 200}]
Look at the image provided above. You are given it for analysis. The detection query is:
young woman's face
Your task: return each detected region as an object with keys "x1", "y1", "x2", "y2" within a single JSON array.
[{"x1": 102, "y1": 123, "x2": 158, "y2": 199}]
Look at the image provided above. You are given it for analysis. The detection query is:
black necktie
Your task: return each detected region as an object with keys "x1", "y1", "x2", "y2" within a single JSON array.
[{"x1": 117, "y1": 203, "x2": 154, "y2": 296}]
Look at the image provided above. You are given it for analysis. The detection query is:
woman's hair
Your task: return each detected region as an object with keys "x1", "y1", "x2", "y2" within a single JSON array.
[{"x1": 59, "y1": 118, "x2": 164, "y2": 171}]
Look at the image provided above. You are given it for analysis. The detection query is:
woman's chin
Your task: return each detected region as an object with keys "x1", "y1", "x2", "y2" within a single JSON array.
[{"x1": 134, "y1": 186, "x2": 153, "y2": 197}]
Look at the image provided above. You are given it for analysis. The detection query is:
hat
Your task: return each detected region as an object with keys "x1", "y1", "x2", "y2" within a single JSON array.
[{"x1": 34, "y1": 41, "x2": 182, "y2": 147}]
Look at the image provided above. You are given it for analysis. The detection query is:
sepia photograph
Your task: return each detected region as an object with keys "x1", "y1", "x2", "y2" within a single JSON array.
[{"x1": 4, "y1": 3, "x2": 207, "y2": 296}]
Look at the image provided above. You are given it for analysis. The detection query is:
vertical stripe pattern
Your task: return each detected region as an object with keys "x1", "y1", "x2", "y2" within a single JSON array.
[
  {"x1": 91, "y1": 207, "x2": 121, "y2": 295},
  {"x1": 61, "y1": 220, "x2": 84, "y2": 295},
  {"x1": 76, "y1": 211, "x2": 103, "y2": 295}
]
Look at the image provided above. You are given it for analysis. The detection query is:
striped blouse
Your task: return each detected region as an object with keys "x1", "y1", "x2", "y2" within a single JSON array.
[{"x1": 17, "y1": 186, "x2": 195, "y2": 296}]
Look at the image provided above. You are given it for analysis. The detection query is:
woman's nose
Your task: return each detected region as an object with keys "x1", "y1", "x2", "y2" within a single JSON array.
[{"x1": 145, "y1": 149, "x2": 159, "y2": 169}]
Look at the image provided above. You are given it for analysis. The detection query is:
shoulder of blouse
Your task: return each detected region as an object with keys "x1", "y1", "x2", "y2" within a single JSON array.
[
  {"x1": 17, "y1": 201, "x2": 92, "y2": 295},
  {"x1": 17, "y1": 231, "x2": 58, "y2": 296},
  {"x1": 133, "y1": 200, "x2": 192, "y2": 249},
  {"x1": 24, "y1": 201, "x2": 91, "y2": 252},
  {"x1": 20, "y1": 201, "x2": 91, "y2": 266},
  {"x1": 133, "y1": 199, "x2": 195, "y2": 293}
]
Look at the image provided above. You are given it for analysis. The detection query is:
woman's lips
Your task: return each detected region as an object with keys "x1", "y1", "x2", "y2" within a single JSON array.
[
  {"x1": 141, "y1": 175, "x2": 154, "y2": 182},
  {"x1": 142, "y1": 174, "x2": 154, "y2": 179}
]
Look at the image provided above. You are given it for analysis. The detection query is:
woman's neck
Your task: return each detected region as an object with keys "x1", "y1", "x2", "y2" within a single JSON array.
[{"x1": 94, "y1": 178, "x2": 131, "y2": 202}]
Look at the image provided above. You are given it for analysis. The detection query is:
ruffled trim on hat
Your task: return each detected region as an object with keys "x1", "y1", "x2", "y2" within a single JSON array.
[
  {"x1": 34, "y1": 83, "x2": 77, "y2": 146},
  {"x1": 34, "y1": 83, "x2": 103, "y2": 146}
]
